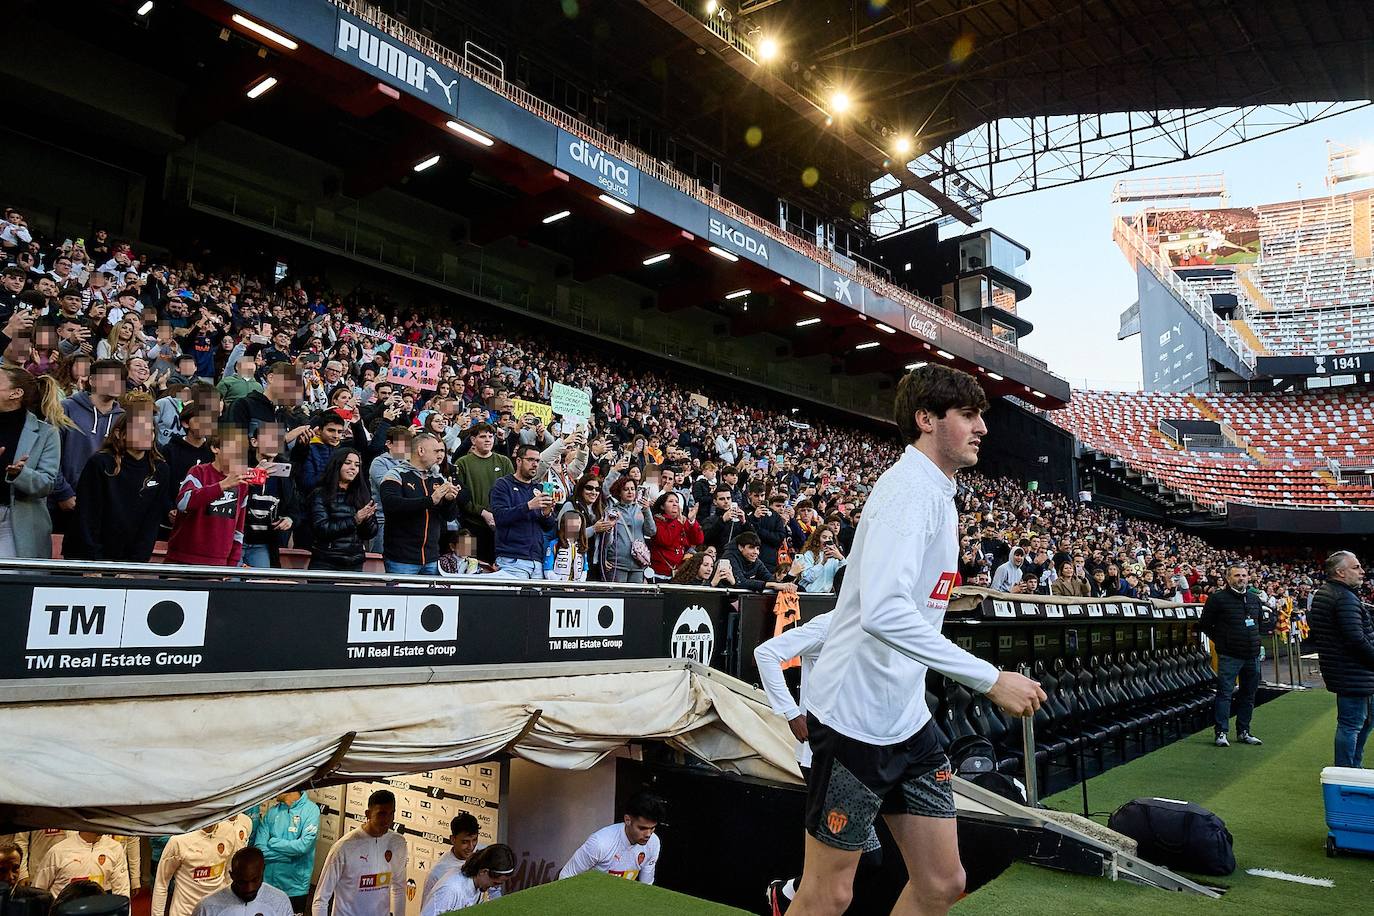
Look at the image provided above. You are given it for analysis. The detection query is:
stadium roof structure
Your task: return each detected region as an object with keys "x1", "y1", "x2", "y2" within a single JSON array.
[{"x1": 412, "y1": 0, "x2": 1370, "y2": 232}]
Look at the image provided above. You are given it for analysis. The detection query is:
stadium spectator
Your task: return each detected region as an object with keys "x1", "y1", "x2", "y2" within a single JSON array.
[
  {"x1": 1308, "y1": 551, "x2": 1374, "y2": 767},
  {"x1": 700, "y1": 487, "x2": 750, "y2": 552},
  {"x1": 451, "y1": 422, "x2": 513, "y2": 563},
  {"x1": 726, "y1": 531, "x2": 797, "y2": 594},
  {"x1": 165, "y1": 426, "x2": 251, "y2": 567},
  {"x1": 0, "y1": 840, "x2": 19, "y2": 888},
  {"x1": 291, "y1": 410, "x2": 348, "y2": 496},
  {"x1": 992, "y1": 547, "x2": 1027, "y2": 592},
  {"x1": 308, "y1": 448, "x2": 377, "y2": 572},
  {"x1": 1051, "y1": 560, "x2": 1090, "y2": 597},
  {"x1": 1201, "y1": 564, "x2": 1267, "y2": 748},
  {"x1": 248, "y1": 791, "x2": 320, "y2": 913},
  {"x1": 794, "y1": 526, "x2": 846, "y2": 594},
  {"x1": 746, "y1": 486, "x2": 788, "y2": 571},
  {"x1": 66, "y1": 395, "x2": 170, "y2": 562},
  {"x1": 216, "y1": 354, "x2": 262, "y2": 415},
  {"x1": 600, "y1": 475, "x2": 656, "y2": 584},
  {"x1": 490, "y1": 443, "x2": 557, "y2": 579},
  {"x1": 53, "y1": 358, "x2": 125, "y2": 518},
  {"x1": 379, "y1": 432, "x2": 461, "y2": 575},
  {"x1": 544, "y1": 511, "x2": 589, "y2": 581},
  {"x1": 242, "y1": 423, "x2": 298, "y2": 569},
  {"x1": 368, "y1": 425, "x2": 413, "y2": 550},
  {"x1": 165, "y1": 385, "x2": 219, "y2": 488},
  {"x1": 0, "y1": 366, "x2": 66, "y2": 558},
  {"x1": 558, "y1": 792, "x2": 664, "y2": 884},
  {"x1": 648, "y1": 491, "x2": 702, "y2": 577},
  {"x1": 671, "y1": 546, "x2": 735, "y2": 586}
]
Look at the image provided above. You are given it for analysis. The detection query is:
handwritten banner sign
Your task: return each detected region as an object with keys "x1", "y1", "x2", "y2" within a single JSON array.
[
  {"x1": 512, "y1": 399, "x2": 553, "y2": 427},
  {"x1": 388, "y1": 343, "x2": 443, "y2": 390},
  {"x1": 342, "y1": 322, "x2": 396, "y2": 343},
  {"x1": 551, "y1": 382, "x2": 592, "y2": 423}
]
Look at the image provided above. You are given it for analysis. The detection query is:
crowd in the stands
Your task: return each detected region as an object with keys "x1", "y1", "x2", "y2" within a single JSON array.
[{"x1": 0, "y1": 205, "x2": 1344, "y2": 607}]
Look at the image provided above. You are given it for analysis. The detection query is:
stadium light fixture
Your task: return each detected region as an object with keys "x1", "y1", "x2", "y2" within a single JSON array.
[
  {"x1": 598, "y1": 194, "x2": 636, "y2": 215},
  {"x1": 795, "y1": 317, "x2": 822, "y2": 327},
  {"x1": 876, "y1": 323, "x2": 896, "y2": 334},
  {"x1": 413, "y1": 155, "x2": 440, "y2": 172},
  {"x1": 829, "y1": 90, "x2": 851, "y2": 115},
  {"x1": 642, "y1": 252, "x2": 671, "y2": 265},
  {"x1": 708, "y1": 245, "x2": 739, "y2": 262},
  {"x1": 801, "y1": 289, "x2": 826, "y2": 303},
  {"x1": 136, "y1": 1, "x2": 154, "y2": 15},
  {"x1": 542, "y1": 210, "x2": 571, "y2": 224},
  {"x1": 905, "y1": 362, "x2": 927, "y2": 370},
  {"x1": 855, "y1": 341, "x2": 880, "y2": 350},
  {"x1": 245, "y1": 76, "x2": 277, "y2": 99},
  {"x1": 757, "y1": 37, "x2": 779, "y2": 61},
  {"x1": 1031, "y1": 389, "x2": 1046, "y2": 398},
  {"x1": 231, "y1": 13, "x2": 299, "y2": 50},
  {"x1": 893, "y1": 136, "x2": 912, "y2": 156},
  {"x1": 936, "y1": 349, "x2": 955, "y2": 360},
  {"x1": 985, "y1": 371, "x2": 1004, "y2": 381},
  {"x1": 725, "y1": 289, "x2": 751, "y2": 300},
  {"x1": 446, "y1": 120, "x2": 494, "y2": 147},
  {"x1": 705, "y1": 1, "x2": 718, "y2": 14}
]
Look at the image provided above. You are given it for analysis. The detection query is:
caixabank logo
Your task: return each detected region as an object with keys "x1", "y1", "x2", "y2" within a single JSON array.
[{"x1": 24, "y1": 586, "x2": 209, "y2": 672}]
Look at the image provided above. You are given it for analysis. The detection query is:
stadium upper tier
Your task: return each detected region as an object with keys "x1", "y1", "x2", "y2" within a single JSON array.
[
  {"x1": 1057, "y1": 389, "x2": 1374, "y2": 509},
  {"x1": 1142, "y1": 187, "x2": 1374, "y2": 360}
]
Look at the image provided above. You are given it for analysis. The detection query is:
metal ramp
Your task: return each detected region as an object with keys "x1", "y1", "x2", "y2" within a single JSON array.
[{"x1": 953, "y1": 776, "x2": 1222, "y2": 898}]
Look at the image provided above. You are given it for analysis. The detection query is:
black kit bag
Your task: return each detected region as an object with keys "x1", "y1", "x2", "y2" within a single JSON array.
[
  {"x1": 1108, "y1": 797, "x2": 1236, "y2": 875},
  {"x1": 947, "y1": 734, "x2": 1027, "y2": 804}
]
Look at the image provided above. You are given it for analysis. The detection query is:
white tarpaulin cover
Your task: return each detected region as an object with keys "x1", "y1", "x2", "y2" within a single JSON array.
[{"x1": 3, "y1": 665, "x2": 801, "y2": 834}]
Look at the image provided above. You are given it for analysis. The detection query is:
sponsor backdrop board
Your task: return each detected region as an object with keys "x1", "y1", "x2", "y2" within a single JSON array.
[
  {"x1": 304, "y1": 764, "x2": 503, "y2": 915},
  {"x1": 6, "y1": 577, "x2": 728, "y2": 680},
  {"x1": 554, "y1": 130, "x2": 639, "y2": 205}
]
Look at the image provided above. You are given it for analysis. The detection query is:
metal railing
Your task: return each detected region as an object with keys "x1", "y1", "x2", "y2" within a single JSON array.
[
  {"x1": 328, "y1": 1, "x2": 1054, "y2": 375},
  {"x1": 1114, "y1": 216, "x2": 1257, "y2": 370}
]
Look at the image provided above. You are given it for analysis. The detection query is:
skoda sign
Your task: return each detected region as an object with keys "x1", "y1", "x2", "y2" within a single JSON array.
[
  {"x1": 556, "y1": 130, "x2": 640, "y2": 205},
  {"x1": 708, "y1": 214, "x2": 769, "y2": 264}
]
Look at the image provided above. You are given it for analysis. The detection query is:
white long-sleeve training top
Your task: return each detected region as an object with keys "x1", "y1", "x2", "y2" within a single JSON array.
[
  {"x1": 192, "y1": 884, "x2": 294, "y2": 916},
  {"x1": 152, "y1": 822, "x2": 241, "y2": 916},
  {"x1": 753, "y1": 612, "x2": 833, "y2": 767},
  {"x1": 311, "y1": 827, "x2": 408, "y2": 916},
  {"x1": 807, "y1": 445, "x2": 1000, "y2": 745},
  {"x1": 31, "y1": 834, "x2": 130, "y2": 897}
]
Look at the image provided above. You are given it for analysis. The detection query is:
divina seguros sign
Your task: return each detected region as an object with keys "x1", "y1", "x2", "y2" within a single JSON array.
[{"x1": 556, "y1": 130, "x2": 640, "y2": 205}]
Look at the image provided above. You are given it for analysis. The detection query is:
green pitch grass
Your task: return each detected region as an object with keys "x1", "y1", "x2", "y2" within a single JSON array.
[
  {"x1": 474, "y1": 872, "x2": 751, "y2": 915},
  {"x1": 954, "y1": 689, "x2": 1363, "y2": 915}
]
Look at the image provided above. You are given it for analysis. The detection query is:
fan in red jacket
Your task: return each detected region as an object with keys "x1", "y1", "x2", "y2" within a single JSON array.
[
  {"x1": 166, "y1": 426, "x2": 251, "y2": 567},
  {"x1": 649, "y1": 493, "x2": 704, "y2": 577}
]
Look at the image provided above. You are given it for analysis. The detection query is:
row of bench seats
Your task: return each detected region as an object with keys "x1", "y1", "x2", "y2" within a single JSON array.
[{"x1": 927, "y1": 644, "x2": 1217, "y2": 788}]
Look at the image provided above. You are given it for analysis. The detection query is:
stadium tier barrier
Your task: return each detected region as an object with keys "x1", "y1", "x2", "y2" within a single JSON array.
[{"x1": 7, "y1": 559, "x2": 1213, "y2": 787}]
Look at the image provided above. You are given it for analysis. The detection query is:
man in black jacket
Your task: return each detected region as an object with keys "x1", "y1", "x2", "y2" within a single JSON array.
[
  {"x1": 748, "y1": 486, "x2": 789, "y2": 571},
  {"x1": 1200, "y1": 564, "x2": 1267, "y2": 748},
  {"x1": 1309, "y1": 551, "x2": 1374, "y2": 766},
  {"x1": 378, "y1": 433, "x2": 463, "y2": 575},
  {"x1": 700, "y1": 487, "x2": 752, "y2": 552}
]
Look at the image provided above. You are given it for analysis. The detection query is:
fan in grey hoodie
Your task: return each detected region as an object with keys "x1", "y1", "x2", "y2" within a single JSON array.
[{"x1": 54, "y1": 389, "x2": 124, "y2": 505}]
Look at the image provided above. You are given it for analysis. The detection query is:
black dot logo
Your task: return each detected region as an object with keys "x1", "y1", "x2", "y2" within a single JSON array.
[
  {"x1": 598, "y1": 604, "x2": 616, "y2": 629},
  {"x1": 146, "y1": 600, "x2": 184, "y2": 637},
  {"x1": 419, "y1": 604, "x2": 445, "y2": 633}
]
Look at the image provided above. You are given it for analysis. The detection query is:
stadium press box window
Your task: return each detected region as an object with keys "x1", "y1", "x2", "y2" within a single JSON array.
[{"x1": 307, "y1": 762, "x2": 504, "y2": 916}]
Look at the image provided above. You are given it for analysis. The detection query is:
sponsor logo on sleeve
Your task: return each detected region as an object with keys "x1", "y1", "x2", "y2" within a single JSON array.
[{"x1": 926, "y1": 572, "x2": 957, "y2": 608}]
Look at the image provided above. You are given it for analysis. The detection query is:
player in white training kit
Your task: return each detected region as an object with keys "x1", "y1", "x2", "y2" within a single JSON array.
[
  {"x1": 31, "y1": 832, "x2": 131, "y2": 897},
  {"x1": 418, "y1": 844, "x2": 514, "y2": 916},
  {"x1": 788, "y1": 366, "x2": 1045, "y2": 916},
  {"x1": 557, "y1": 792, "x2": 665, "y2": 884},
  {"x1": 754, "y1": 612, "x2": 881, "y2": 914},
  {"x1": 311, "y1": 789, "x2": 407, "y2": 916},
  {"x1": 192, "y1": 848, "x2": 293, "y2": 916},
  {"x1": 153, "y1": 819, "x2": 244, "y2": 916}
]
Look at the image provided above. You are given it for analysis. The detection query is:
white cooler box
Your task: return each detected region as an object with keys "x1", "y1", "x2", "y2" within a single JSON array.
[{"x1": 1321, "y1": 766, "x2": 1374, "y2": 856}]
